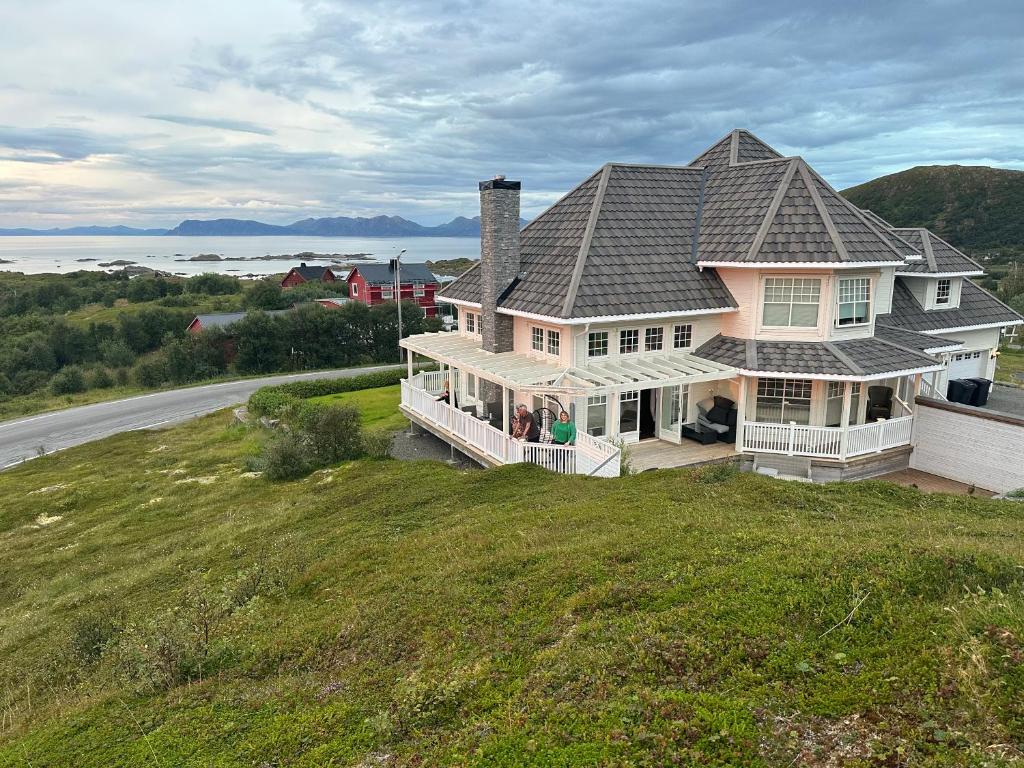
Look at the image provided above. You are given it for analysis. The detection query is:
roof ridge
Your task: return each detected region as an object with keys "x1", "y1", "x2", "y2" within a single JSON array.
[
  {"x1": 920, "y1": 231, "x2": 938, "y2": 271},
  {"x1": 922, "y1": 229, "x2": 985, "y2": 272},
  {"x1": 560, "y1": 164, "x2": 612, "y2": 318},
  {"x1": 519, "y1": 166, "x2": 605, "y2": 237},
  {"x1": 823, "y1": 341, "x2": 865, "y2": 375},
  {"x1": 808, "y1": 169, "x2": 910, "y2": 262},
  {"x1": 602, "y1": 161, "x2": 703, "y2": 171},
  {"x1": 436, "y1": 260, "x2": 480, "y2": 296},
  {"x1": 690, "y1": 166, "x2": 710, "y2": 265},
  {"x1": 745, "y1": 158, "x2": 799, "y2": 262},
  {"x1": 728, "y1": 129, "x2": 740, "y2": 165},
  {"x1": 744, "y1": 338, "x2": 758, "y2": 369},
  {"x1": 798, "y1": 160, "x2": 850, "y2": 262},
  {"x1": 689, "y1": 130, "x2": 736, "y2": 165}
]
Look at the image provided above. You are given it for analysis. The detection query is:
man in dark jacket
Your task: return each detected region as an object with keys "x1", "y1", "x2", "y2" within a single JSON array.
[{"x1": 511, "y1": 403, "x2": 540, "y2": 442}]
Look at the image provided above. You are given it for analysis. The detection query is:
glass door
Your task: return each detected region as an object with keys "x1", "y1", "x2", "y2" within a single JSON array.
[{"x1": 657, "y1": 384, "x2": 684, "y2": 443}]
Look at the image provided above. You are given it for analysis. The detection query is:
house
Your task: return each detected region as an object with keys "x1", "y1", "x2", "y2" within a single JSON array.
[
  {"x1": 397, "y1": 131, "x2": 1023, "y2": 479},
  {"x1": 281, "y1": 262, "x2": 337, "y2": 288},
  {"x1": 346, "y1": 261, "x2": 441, "y2": 316},
  {"x1": 315, "y1": 297, "x2": 349, "y2": 309},
  {"x1": 187, "y1": 309, "x2": 291, "y2": 334}
]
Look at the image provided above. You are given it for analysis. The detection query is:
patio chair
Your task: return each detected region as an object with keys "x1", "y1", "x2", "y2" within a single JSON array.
[
  {"x1": 533, "y1": 407, "x2": 557, "y2": 443},
  {"x1": 866, "y1": 386, "x2": 893, "y2": 420}
]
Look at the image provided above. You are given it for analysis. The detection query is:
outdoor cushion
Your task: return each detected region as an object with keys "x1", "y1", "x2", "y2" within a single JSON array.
[
  {"x1": 697, "y1": 397, "x2": 715, "y2": 416},
  {"x1": 707, "y1": 405, "x2": 730, "y2": 424},
  {"x1": 713, "y1": 395, "x2": 735, "y2": 411}
]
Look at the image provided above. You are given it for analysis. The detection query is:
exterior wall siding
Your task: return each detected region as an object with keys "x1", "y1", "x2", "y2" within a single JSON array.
[
  {"x1": 571, "y1": 314, "x2": 723, "y2": 368},
  {"x1": 910, "y1": 398, "x2": 1024, "y2": 493}
]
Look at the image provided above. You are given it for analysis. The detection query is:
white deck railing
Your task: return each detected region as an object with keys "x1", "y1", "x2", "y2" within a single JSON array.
[
  {"x1": 741, "y1": 415, "x2": 914, "y2": 460},
  {"x1": 400, "y1": 374, "x2": 621, "y2": 477}
]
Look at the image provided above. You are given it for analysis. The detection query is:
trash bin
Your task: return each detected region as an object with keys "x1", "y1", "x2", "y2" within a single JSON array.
[
  {"x1": 946, "y1": 378, "x2": 968, "y2": 403},
  {"x1": 967, "y1": 377, "x2": 992, "y2": 407},
  {"x1": 956, "y1": 379, "x2": 978, "y2": 405}
]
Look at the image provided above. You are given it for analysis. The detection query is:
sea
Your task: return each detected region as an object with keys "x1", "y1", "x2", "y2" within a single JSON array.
[{"x1": 0, "y1": 236, "x2": 481, "y2": 277}]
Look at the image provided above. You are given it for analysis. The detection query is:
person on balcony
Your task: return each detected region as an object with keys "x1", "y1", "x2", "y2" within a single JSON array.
[
  {"x1": 435, "y1": 378, "x2": 457, "y2": 407},
  {"x1": 511, "y1": 403, "x2": 540, "y2": 442},
  {"x1": 550, "y1": 410, "x2": 576, "y2": 445}
]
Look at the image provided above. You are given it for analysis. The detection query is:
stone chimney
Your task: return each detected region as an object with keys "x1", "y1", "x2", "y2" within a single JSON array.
[{"x1": 479, "y1": 176, "x2": 520, "y2": 353}]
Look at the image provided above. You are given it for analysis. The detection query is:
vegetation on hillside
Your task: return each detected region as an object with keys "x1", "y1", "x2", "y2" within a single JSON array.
[
  {"x1": 841, "y1": 165, "x2": 1024, "y2": 250},
  {"x1": 0, "y1": 408, "x2": 1021, "y2": 765}
]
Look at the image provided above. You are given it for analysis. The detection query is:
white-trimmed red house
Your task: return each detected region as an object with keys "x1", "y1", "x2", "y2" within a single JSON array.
[
  {"x1": 281, "y1": 262, "x2": 338, "y2": 288},
  {"x1": 346, "y1": 261, "x2": 441, "y2": 317}
]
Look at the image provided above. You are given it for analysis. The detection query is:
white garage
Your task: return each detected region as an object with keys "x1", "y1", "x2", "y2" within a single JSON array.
[{"x1": 946, "y1": 349, "x2": 989, "y2": 380}]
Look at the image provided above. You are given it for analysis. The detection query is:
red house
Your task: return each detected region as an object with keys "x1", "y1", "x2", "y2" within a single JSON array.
[
  {"x1": 346, "y1": 261, "x2": 440, "y2": 317},
  {"x1": 281, "y1": 262, "x2": 337, "y2": 288}
]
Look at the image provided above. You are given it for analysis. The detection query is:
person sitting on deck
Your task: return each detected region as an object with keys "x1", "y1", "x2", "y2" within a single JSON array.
[
  {"x1": 511, "y1": 403, "x2": 540, "y2": 442},
  {"x1": 435, "y1": 378, "x2": 456, "y2": 407},
  {"x1": 550, "y1": 410, "x2": 576, "y2": 445}
]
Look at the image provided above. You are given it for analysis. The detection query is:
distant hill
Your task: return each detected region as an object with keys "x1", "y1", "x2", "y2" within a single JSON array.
[
  {"x1": 841, "y1": 165, "x2": 1024, "y2": 249},
  {"x1": 0, "y1": 215, "x2": 528, "y2": 238}
]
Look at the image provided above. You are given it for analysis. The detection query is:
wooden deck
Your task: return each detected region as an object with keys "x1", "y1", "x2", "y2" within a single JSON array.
[{"x1": 629, "y1": 438, "x2": 737, "y2": 472}]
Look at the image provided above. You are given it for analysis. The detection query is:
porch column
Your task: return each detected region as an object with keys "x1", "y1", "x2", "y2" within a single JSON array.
[
  {"x1": 838, "y1": 381, "x2": 852, "y2": 460},
  {"x1": 912, "y1": 373, "x2": 922, "y2": 412},
  {"x1": 406, "y1": 353, "x2": 414, "y2": 379},
  {"x1": 502, "y1": 385, "x2": 510, "y2": 434},
  {"x1": 734, "y1": 377, "x2": 748, "y2": 452}
]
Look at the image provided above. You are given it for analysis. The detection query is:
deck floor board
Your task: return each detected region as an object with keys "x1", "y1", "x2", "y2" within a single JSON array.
[{"x1": 629, "y1": 438, "x2": 737, "y2": 472}]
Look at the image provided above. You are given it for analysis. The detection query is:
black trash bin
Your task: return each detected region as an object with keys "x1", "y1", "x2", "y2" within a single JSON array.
[
  {"x1": 967, "y1": 377, "x2": 992, "y2": 407},
  {"x1": 956, "y1": 379, "x2": 978, "y2": 405},
  {"x1": 946, "y1": 378, "x2": 968, "y2": 403}
]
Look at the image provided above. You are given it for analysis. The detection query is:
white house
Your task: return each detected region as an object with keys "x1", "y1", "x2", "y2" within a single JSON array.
[{"x1": 398, "y1": 130, "x2": 1023, "y2": 478}]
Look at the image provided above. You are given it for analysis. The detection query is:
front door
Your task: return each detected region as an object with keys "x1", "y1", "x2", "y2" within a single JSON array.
[{"x1": 639, "y1": 388, "x2": 657, "y2": 439}]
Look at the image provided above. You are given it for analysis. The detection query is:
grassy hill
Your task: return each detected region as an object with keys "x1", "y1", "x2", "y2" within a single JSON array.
[
  {"x1": 841, "y1": 165, "x2": 1024, "y2": 249},
  {"x1": 1, "y1": 410, "x2": 1022, "y2": 765}
]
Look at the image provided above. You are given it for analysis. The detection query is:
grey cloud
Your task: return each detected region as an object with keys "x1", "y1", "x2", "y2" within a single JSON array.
[{"x1": 144, "y1": 114, "x2": 274, "y2": 135}]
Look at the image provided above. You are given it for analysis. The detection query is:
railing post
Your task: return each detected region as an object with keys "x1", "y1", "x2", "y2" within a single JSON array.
[
  {"x1": 876, "y1": 418, "x2": 886, "y2": 453},
  {"x1": 787, "y1": 421, "x2": 796, "y2": 456}
]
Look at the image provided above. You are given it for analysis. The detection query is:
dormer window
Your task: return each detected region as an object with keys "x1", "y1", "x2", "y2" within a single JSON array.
[
  {"x1": 836, "y1": 277, "x2": 871, "y2": 327},
  {"x1": 936, "y1": 278, "x2": 952, "y2": 305}
]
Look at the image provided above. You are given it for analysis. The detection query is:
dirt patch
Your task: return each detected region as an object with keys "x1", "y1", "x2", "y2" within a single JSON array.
[
  {"x1": 28, "y1": 484, "x2": 67, "y2": 495},
  {"x1": 33, "y1": 514, "x2": 63, "y2": 527},
  {"x1": 174, "y1": 476, "x2": 218, "y2": 485}
]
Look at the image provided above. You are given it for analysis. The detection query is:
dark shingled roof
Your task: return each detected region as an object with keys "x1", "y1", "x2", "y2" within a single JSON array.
[
  {"x1": 288, "y1": 264, "x2": 336, "y2": 282},
  {"x1": 191, "y1": 309, "x2": 290, "y2": 329},
  {"x1": 695, "y1": 333, "x2": 941, "y2": 377},
  {"x1": 879, "y1": 278, "x2": 1023, "y2": 333},
  {"x1": 350, "y1": 262, "x2": 437, "y2": 285},
  {"x1": 890, "y1": 229, "x2": 984, "y2": 275},
  {"x1": 873, "y1": 324, "x2": 962, "y2": 354}
]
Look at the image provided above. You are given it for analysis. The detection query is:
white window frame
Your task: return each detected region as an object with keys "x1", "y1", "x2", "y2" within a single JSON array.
[
  {"x1": 413, "y1": 284, "x2": 425, "y2": 297},
  {"x1": 836, "y1": 277, "x2": 871, "y2": 327},
  {"x1": 586, "y1": 394, "x2": 607, "y2": 437},
  {"x1": 755, "y1": 377, "x2": 812, "y2": 424},
  {"x1": 619, "y1": 390, "x2": 640, "y2": 434},
  {"x1": 935, "y1": 278, "x2": 952, "y2": 305},
  {"x1": 531, "y1": 326, "x2": 544, "y2": 352},
  {"x1": 464, "y1": 312, "x2": 476, "y2": 334},
  {"x1": 619, "y1": 328, "x2": 639, "y2": 355},
  {"x1": 546, "y1": 329, "x2": 560, "y2": 357},
  {"x1": 644, "y1": 327, "x2": 664, "y2": 352},
  {"x1": 761, "y1": 277, "x2": 821, "y2": 328},
  {"x1": 380, "y1": 287, "x2": 394, "y2": 300},
  {"x1": 673, "y1": 324, "x2": 693, "y2": 349},
  {"x1": 588, "y1": 331, "x2": 609, "y2": 358},
  {"x1": 351, "y1": 283, "x2": 359, "y2": 298}
]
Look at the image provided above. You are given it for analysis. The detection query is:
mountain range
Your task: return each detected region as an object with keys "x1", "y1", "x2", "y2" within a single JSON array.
[
  {"x1": 0, "y1": 215, "x2": 525, "y2": 238},
  {"x1": 841, "y1": 165, "x2": 1024, "y2": 249}
]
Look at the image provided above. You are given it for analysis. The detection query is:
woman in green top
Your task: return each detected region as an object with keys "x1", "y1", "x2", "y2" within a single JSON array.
[{"x1": 550, "y1": 410, "x2": 576, "y2": 445}]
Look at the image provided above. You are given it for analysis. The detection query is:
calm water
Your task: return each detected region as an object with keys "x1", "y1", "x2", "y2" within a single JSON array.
[{"x1": 0, "y1": 236, "x2": 481, "y2": 276}]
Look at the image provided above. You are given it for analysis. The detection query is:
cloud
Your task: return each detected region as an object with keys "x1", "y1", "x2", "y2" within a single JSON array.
[{"x1": 0, "y1": 0, "x2": 1021, "y2": 227}]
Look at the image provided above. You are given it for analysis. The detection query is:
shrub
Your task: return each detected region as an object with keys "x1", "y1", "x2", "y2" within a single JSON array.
[
  {"x1": 262, "y1": 433, "x2": 315, "y2": 481},
  {"x1": 248, "y1": 369, "x2": 409, "y2": 416},
  {"x1": 50, "y1": 365, "x2": 87, "y2": 395},
  {"x1": 247, "y1": 388, "x2": 300, "y2": 419},
  {"x1": 100, "y1": 339, "x2": 136, "y2": 368},
  {"x1": 87, "y1": 367, "x2": 114, "y2": 389},
  {"x1": 71, "y1": 612, "x2": 121, "y2": 664},
  {"x1": 298, "y1": 403, "x2": 364, "y2": 464},
  {"x1": 11, "y1": 369, "x2": 50, "y2": 395},
  {"x1": 114, "y1": 367, "x2": 130, "y2": 387},
  {"x1": 362, "y1": 428, "x2": 394, "y2": 459},
  {"x1": 132, "y1": 356, "x2": 169, "y2": 388}
]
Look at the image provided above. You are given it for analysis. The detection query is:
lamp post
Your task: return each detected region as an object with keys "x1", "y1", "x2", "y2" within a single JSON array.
[{"x1": 394, "y1": 248, "x2": 407, "y2": 362}]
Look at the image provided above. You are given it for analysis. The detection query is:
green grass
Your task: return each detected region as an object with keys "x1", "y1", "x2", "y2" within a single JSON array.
[
  {"x1": 0, "y1": 412, "x2": 1022, "y2": 766},
  {"x1": 65, "y1": 296, "x2": 241, "y2": 327},
  {"x1": 309, "y1": 384, "x2": 405, "y2": 430},
  {"x1": 995, "y1": 346, "x2": 1024, "y2": 386}
]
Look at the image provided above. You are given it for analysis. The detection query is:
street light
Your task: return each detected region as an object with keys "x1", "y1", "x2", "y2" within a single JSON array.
[{"x1": 394, "y1": 248, "x2": 407, "y2": 362}]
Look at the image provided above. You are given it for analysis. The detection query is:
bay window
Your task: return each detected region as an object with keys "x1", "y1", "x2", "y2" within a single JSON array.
[
  {"x1": 755, "y1": 378, "x2": 812, "y2": 424},
  {"x1": 762, "y1": 277, "x2": 821, "y2": 327},
  {"x1": 836, "y1": 277, "x2": 871, "y2": 326}
]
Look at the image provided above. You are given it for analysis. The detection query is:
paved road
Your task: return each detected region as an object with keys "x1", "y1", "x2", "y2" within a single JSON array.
[{"x1": 0, "y1": 365, "x2": 401, "y2": 469}]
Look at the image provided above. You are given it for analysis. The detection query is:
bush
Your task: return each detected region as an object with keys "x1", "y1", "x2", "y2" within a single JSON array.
[
  {"x1": 71, "y1": 612, "x2": 121, "y2": 664},
  {"x1": 362, "y1": 428, "x2": 394, "y2": 459},
  {"x1": 50, "y1": 365, "x2": 87, "y2": 395},
  {"x1": 185, "y1": 273, "x2": 240, "y2": 296},
  {"x1": 114, "y1": 367, "x2": 130, "y2": 387},
  {"x1": 298, "y1": 403, "x2": 364, "y2": 464},
  {"x1": 262, "y1": 433, "x2": 315, "y2": 481},
  {"x1": 132, "y1": 356, "x2": 169, "y2": 388},
  {"x1": 100, "y1": 339, "x2": 136, "y2": 368},
  {"x1": 87, "y1": 367, "x2": 114, "y2": 389},
  {"x1": 247, "y1": 389, "x2": 301, "y2": 419}
]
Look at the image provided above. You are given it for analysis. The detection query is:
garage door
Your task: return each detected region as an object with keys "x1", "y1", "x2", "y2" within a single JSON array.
[{"x1": 947, "y1": 349, "x2": 988, "y2": 380}]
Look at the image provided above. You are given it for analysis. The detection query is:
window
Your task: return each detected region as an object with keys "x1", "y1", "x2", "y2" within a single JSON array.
[
  {"x1": 825, "y1": 380, "x2": 844, "y2": 426},
  {"x1": 351, "y1": 283, "x2": 359, "y2": 297},
  {"x1": 936, "y1": 278, "x2": 951, "y2": 305},
  {"x1": 645, "y1": 327, "x2": 664, "y2": 352},
  {"x1": 588, "y1": 331, "x2": 608, "y2": 358},
  {"x1": 546, "y1": 329, "x2": 560, "y2": 357},
  {"x1": 619, "y1": 390, "x2": 639, "y2": 433},
  {"x1": 464, "y1": 312, "x2": 476, "y2": 334},
  {"x1": 587, "y1": 395, "x2": 607, "y2": 437},
  {"x1": 619, "y1": 328, "x2": 639, "y2": 355},
  {"x1": 380, "y1": 288, "x2": 394, "y2": 300},
  {"x1": 755, "y1": 378, "x2": 812, "y2": 424},
  {"x1": 413, "y1": 284, "x2": 425, "y2": 297},
  {"x1": 762, "y1": 277, "x2": 821, "y2": 327},
  {"x1": 531, "y1": 326, "x2": 544, "y2": 352},
  {"x1": 850, "y1": 383, "x2": 862, "y2": 423},
  {"x1": 836, "y1": 277, "x2": 871, "y2": 326},
  {"x1": 673, "y1": 324, "x2": 693, "y2": 349}
]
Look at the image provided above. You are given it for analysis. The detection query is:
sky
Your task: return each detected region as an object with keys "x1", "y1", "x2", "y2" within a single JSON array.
[{"x1": 0, "y1": 0, "x2": 1022, "y2": 229}]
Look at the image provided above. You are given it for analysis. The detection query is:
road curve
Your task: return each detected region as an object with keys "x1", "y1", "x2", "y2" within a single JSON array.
[{"x1": 0, "y1": 365, "x2": 402, "y2": 469}]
